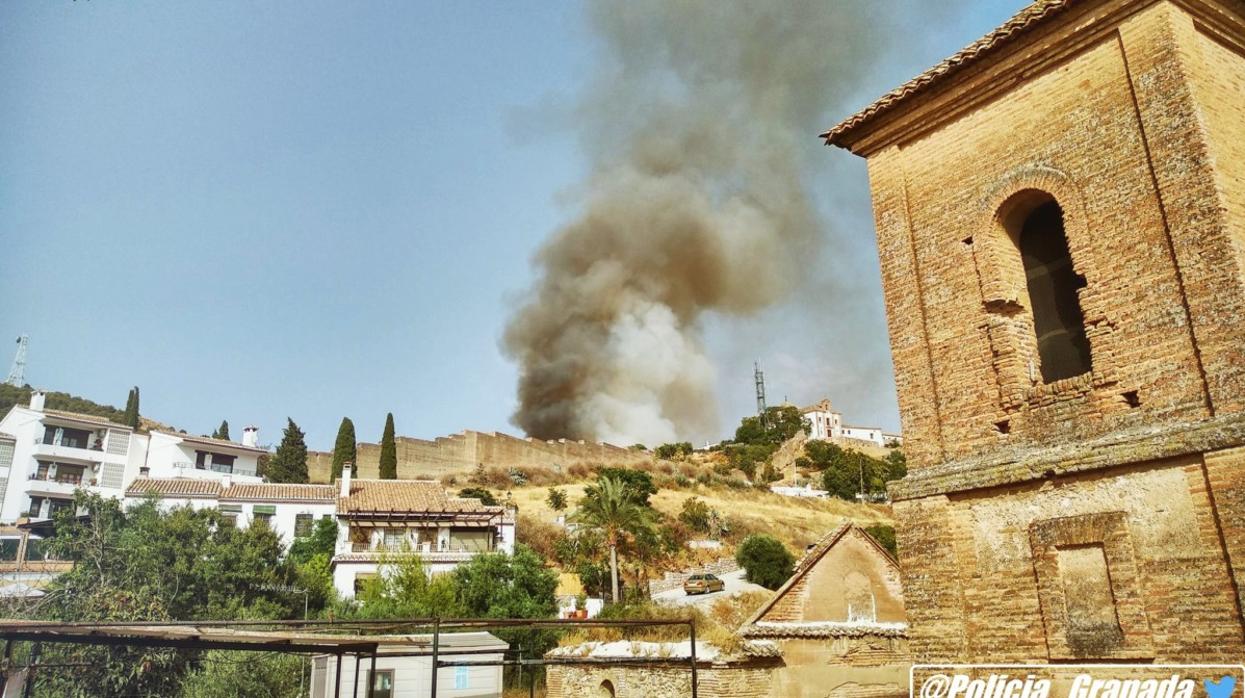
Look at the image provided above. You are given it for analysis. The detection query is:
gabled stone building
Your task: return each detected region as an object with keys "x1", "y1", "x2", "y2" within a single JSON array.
[
  {"x1": 741, "y1": 523, "x2": 909, "y2": 698},
  {"x1": 824, "y1": 0, "x2": 1245, "y2": 662}
]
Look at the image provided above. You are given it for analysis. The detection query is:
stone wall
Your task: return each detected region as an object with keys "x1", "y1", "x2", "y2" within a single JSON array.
[
  {"x1": 545, "y1": 660, "x2": 778, "y2": 698},
  {"x1": 307, "y1": 429, "x2": 649, "y2": 483},
  {"x1": 647, "y1": 557, "x2": 740, "y2": 595}
]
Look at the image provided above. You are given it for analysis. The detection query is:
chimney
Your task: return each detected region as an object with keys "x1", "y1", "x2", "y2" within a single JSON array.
[
  {"x1": 139, "y1": 466, "x2": 150, "y2": 477},
  {"x1": 29, "y1": 391, "x2": 45, "y2": 412},
  {"x1": 242, "y1": 426, "x2": 258, "y2": 448},
  {"x1": 221, "y1": 474, "x2": 232, "y2": 489},
  {"x1": 340, "y1": 462, "x2": 352, "y2": 498}
]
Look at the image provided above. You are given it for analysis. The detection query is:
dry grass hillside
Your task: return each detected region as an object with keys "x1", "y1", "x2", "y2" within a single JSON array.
[{"x1": 509, "y1": 480, "x2": 892, "y2": 555}]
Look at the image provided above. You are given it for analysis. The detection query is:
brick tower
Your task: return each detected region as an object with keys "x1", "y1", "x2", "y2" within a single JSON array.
[{"x1": 825, "y1": 0, "x2": 1245, "y2": 662}]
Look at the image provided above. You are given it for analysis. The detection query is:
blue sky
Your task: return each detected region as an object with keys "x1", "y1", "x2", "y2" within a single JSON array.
[{"x1": 1, "y1": 1, "x2": 1024, "y2": 450}]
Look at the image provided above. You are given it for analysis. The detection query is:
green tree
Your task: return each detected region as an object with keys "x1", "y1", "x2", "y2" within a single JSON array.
[
  {"x1": 355, "y1": 552, "x2": 461, "y2": 619},
  {"x1": 31, "y1": 493, "x2": 295, "y2": 696},
  {"x1": 655, "y1": 442, "x2": 693, "y2": 459},
  {"x1": 378, "y1": 412, "x2": 398, "y2": 479},
  {"x1": 267, "y1": 418, "x2": 309, "y2": 484},
  {"x1": 736, "y1": 534, "x2": 796, "y2": 590},
  {"x1": 330, "y1": 417, "x2": 357, "y2": 481},
  {"x1": 571, "y1": 476, "x2": 655, "y2": 603},
  {"x1": 458, "y1": 487, "x2": 498, "y2": 506},
  {"x1": 181, "y1": 651, "x2": 303, "y2": 698},
  {"x1": 546, "y1": 487, "x2": 568, "y2": 513},
  {"x1": 733, "y1": 405, "x2": 808, "y2": 446},
  {"x1": 594, "y1": 467, "x2": 656, "y2": 506},
  {"x1": 211, "y1": 420, "x2": 230, "y2": 440},
  {"x1": 122, "y1": 386, "x2": 140, "y2": 429}
]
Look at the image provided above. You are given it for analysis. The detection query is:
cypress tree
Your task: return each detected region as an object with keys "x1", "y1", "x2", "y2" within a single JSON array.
[
  {"x1": 120, "y1": 389, "x2": 135, "y2": 426},
  {"x1": 122, "y1": 387, "x2": 140, "y2": 429},
  {"x1": 267, "y1": 418, "x2": 309, "y2": 484},
  {"x1": 212, "y1": 420, "x2": 230, "y2": 441},
  {"x1": 330, "y1": 417, "x2": 357, "y2": 481},
  {"x1": 378, "y1": 413, "x2": 397, "y2": 480}
]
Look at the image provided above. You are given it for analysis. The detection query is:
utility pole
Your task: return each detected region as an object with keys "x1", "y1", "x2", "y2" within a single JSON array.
[{"x1": 5, "y1": 336, "x2": 28, "y2": 388}]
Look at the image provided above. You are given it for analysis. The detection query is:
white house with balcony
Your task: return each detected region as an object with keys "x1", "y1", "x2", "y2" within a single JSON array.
[
  {"x1": 0, "y1": 393, "x2": 144, "y2": 522},
  {"x1": 0, "y1": 392, "x2": 266, "y2": 524},
  {"x1": 332, "y1": 465, "x2": 515, "y2": 598},
  {"x1": 124, "y1": 477, "x2": 337, "y2": 545}
]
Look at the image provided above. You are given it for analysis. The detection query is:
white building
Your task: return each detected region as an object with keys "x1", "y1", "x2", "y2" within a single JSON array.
[
  {"x1": 332, "y1": 465, "x2": 515, "y2": 599},
  {"x1": 0, "y1": 392, "x2": 264, "y2": 524},
  {"x1": 798, "y1": 399, "x2": 901, "y2": 448},
  {"x1": 124, "y1": 477, "x2": 337, "y2": 545},
  {"x1": 310, "y1": 632, "x2": 508, "y2": 698}
]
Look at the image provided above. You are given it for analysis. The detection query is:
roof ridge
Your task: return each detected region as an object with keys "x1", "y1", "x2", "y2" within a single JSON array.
[{"x1": 822, "y1": 0, "x2": 1080, "y2": 147}]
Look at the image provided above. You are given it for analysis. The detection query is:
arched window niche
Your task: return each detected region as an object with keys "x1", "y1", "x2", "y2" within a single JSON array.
[{"x1": 997, "y1": 189, "x2": 1093, "y2": 383}]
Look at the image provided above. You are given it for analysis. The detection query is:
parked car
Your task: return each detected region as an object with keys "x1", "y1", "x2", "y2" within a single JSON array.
[{"x1": 683, "y1": 573, "x2": 725, "y2": 595}]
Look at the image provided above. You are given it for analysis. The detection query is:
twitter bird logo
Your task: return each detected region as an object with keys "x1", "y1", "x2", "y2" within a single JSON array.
[{"x1": 1205, "y1": 675, "x2": 1237, "y2": 698}]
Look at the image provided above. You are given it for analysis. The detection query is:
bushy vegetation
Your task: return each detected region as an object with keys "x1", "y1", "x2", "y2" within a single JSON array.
[
  {"x1": 457, "y1": 486, "x2": 499, "y2": 506},
  {"x1": 735, "y1": 534, "x2": 796, "y2": 590},
  {"x1": 864, "y1": 523, "x2": 898, "y2": 558},
  {"x1": 799, "y1": 441, "x2": 907, "y2": 501},
  {"x1": 655, "y1": 441, "x2": 693, "y2": 459},
  {"x1": 0, "y1": 384, "x2": 127, "y2": 423},
  {"x1": 265, "y1": 418, "x2": 309, "y2": 483}
]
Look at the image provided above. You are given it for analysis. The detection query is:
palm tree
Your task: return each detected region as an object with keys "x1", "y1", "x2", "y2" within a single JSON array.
[{"x1": 570, "y1": 476, "x2": 654, "y2": 604}]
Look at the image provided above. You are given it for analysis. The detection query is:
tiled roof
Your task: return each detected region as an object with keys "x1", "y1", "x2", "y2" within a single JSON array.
[
  {"x1": 42, "y1": 409, "x2": 129, "y2": 430},
  {"x1": 338, "y1": 479, "x2": 504, "y2": 515},
  {"x1": 221, "y1": 483, "x2": 335, "y2": 503},
  {"x1": 126, "y1": 478, "x2": 223, "y2": 498},
  {"x1": 822, "y1": 0, "x2": 1078, "y2": 146}
]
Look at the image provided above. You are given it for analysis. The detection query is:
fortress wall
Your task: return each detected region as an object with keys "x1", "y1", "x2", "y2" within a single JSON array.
[{"x1": 307, "y1": 429, "x2": 646, "y2": 483}]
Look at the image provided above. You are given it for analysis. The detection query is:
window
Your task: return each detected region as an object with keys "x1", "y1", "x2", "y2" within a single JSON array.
[
  {"x1": 251, "y1": 505, "x2": 276, "y2": 526},
  {"x1": 1016, "y1": 199, "x2": 1092, "y2": 382},
  {"x1": 294, "y1": 514, "x2": 314, "y2": 537},
  {"x1": 454, "y1": 666, "x2": 469, "y2": 690},
  {"x1": 0, "y1": 539, "x2": 19, "y2": 561},
  {"x1": 42, "y1": 426, "x2": 91, "y2": 449},
  {"x1": 197, "y1": 451, "x2": 235, "y2": 473},
  {"x1": 219, "y1": 504, "x2": 242, "y2": 527},
  {"x1": 369, "y1": 669, "x2": 393, "y2": 698},
  {"x1": 382, "y1": 529, "x2": 406, "y2": 551}
]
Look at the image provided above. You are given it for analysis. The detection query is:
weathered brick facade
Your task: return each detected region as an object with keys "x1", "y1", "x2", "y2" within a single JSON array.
[{"x1": 825, "y1": 0, "x2": 1245, "y2": 663}]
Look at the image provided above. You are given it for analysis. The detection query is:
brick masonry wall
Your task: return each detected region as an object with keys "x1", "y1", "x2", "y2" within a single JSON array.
[{"x1": 843, "y1": 0, "x2": 1245, "y2": 666}]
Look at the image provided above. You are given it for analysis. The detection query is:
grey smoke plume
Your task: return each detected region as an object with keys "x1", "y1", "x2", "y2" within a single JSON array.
[{"x1": 505, "y1": 1, "x2": 898, "y2": 446}]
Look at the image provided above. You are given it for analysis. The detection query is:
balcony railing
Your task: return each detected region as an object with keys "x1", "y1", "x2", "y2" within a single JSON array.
[{"x1": 348, "y1": 541, "x2": 493, "y2": 555}]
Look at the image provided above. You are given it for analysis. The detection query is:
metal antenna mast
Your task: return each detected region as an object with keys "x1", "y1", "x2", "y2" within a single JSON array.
[
  {"x1": 754, "y1": 361, "x2": 767, "y2": 428},
  {"x1": 5, "y1": 336, "x2": 28, "y2": 387}
]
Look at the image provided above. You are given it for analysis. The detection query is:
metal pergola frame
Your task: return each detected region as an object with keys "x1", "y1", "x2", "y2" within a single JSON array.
[{"x1": 0, "y1": 616, "x2": 702, "y2": 698}]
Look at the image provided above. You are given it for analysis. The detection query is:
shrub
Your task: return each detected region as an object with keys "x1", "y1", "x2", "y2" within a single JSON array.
[
  {"x1": 677, "y1": 497, "x2": 712, "y2": 533},
  {"x1": 457, "y1": 487, "x2": 498, "y2": 506},
  {"x1": 655, "y1": 442, "x2": 693, "y2": 459},
  {"x1": 546, "y1": 487, "x2": 568, "y2": 512},
  {"x1": 735, "y1": 534, "x2": 795, "y2": 590},
  {"x1": 864, "y1": 524, "x2": 898, "y2": 559}
]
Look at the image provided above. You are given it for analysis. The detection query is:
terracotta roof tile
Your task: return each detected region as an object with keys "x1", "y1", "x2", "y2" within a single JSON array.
[
  {"x1": 42, "y1": 409, "x2": 129, "y2": 430},
  {"x1": 126, "y1": 478, "x2": 222, "y2": 498},
  {"x1": 822, "y1": 0, "x2": 1077, "y2": 146},
  {"x1": 338, "y1": 479, "x2": 504, "y2": 515},
  {"x1": 221, "y1": 483, "x2": 335, "y2": 503},
  {"x1": 741, "y1": 621, "x2": 907, "y2": 639}
]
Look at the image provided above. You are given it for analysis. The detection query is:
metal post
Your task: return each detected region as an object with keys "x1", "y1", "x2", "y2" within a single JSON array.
[
  {"x1": 367, "y1": 652, "x2": 377, "y2": 698},
  {"x1": 333, "y1": 652, "x2": 343, "y2": 698},
  {"x1": 300, "y1": 591, "x2": 309, "y2": 698},
  {"x1": 21, "y1": 642, "x2": 41, "y2": 698},
  {"x1": 430, "y1": 617, "x2": 440, "y2": 698},
  {"x1": 1, "y1": 639, "x2": 11, "y2": 685},
  {"x1": 689, "y1": 621, "x2": 698, "y2": 698},
  {"x1": 353, "y1": 654, "x2": 362, "y2": 698}
]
